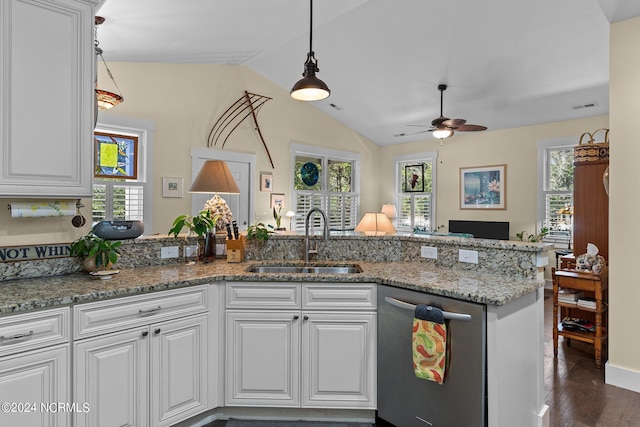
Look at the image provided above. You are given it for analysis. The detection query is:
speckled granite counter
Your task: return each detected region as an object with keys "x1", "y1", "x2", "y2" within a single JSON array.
[{"x1": 0, "y1": 259, "x2": 544, "y2": 314}]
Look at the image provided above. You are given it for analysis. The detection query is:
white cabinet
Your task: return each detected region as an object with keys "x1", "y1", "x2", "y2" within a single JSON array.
[
  {"x1": 73, "y1": 286, "x2": 209, "y2": 427},
  {"x1": 225, "y1": 282, "x2": 376, "y2": 409},
  {"x1": 0, "y1": 307, "x2": 71, "y2": 427},
  {"x1": 0, "y1": 0, "x2": 97, "y2": 197}
]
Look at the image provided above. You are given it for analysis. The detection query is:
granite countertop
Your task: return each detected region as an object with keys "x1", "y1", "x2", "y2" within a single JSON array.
[{"x1": 0, "y1": 260, "x2": 544, "y2": 315}]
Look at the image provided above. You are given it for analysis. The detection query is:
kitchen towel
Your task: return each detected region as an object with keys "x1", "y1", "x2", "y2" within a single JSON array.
[
  {"x1": 9, "y1": 201, "x2": 76, "y2": 218},
  {"x1": 412, "y1": 304, "x2": 447, "y2": 384}
]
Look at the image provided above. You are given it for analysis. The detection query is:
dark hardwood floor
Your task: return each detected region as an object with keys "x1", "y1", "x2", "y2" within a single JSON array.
[
  {"x1": 204, "y1": 290, "x2": 640, "y2": 427},
  {"x1": 544, "y1": 289, "x2": 640, "y2": 426}
]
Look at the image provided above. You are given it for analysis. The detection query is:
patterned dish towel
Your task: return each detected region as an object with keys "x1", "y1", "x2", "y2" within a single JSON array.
[{"x1": 412, "y1": 304, "x2": 447, "y2": 384}]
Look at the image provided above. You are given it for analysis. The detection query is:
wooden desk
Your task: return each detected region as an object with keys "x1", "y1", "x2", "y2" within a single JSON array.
[{"x1": 553, "y1": 268, "x2": 608, "y2": 367}]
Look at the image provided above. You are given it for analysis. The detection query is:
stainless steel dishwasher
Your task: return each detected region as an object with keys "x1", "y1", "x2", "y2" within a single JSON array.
[{"x1": 377, "y1": 284, "x2": 487, "y2": 426}]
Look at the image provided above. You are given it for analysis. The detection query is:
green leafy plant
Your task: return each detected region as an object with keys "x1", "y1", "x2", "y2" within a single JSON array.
[
  {"x1": 273, "y1": 204, "x2": 283, "y2": 229},
  {"x1": 246, "y1": 223, "x2": 273, "y2": 242},
  {"x1": 168, "y1": 209, "x2": 218, "y2": 238},
  {"x1": 70, "y1": 232, "x2": 121, "y2": 269},
  {"x1": 516, "y1": 227, "x2": 549, "y2": 242}
]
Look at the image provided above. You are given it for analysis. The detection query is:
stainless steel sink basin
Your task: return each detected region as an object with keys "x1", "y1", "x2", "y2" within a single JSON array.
[{"x1": 247, "y1": 263, "x2": 362, "y2": 274}]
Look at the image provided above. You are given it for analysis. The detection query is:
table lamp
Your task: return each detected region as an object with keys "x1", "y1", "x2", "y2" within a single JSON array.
[{"x1": 355, "y1": 212, "x2": 397, "y2": 236}]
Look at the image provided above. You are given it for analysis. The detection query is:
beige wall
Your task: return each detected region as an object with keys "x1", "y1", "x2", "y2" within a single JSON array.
[
  {"x1": 380, "y1": 115, "x2": 608, "y2": 238},
  {"x1": 609, "y1": 16, "x2": 640, "y2": 377}
]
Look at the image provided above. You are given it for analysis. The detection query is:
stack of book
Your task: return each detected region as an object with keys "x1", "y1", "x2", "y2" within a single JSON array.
[
  {"x1": 577, "y1": 297, "x2": 597, "y2": 310},
  {"x1": 558, "y1": 289, "x2": 585, "y2": 306}
]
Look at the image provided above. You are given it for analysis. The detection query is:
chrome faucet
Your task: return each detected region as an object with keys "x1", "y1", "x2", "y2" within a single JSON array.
[{"x1": 304, "y1": 208, "x2": 330, "y2": 262}]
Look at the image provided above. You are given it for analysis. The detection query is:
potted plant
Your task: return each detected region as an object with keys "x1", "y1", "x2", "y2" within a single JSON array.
[
  {"x1": 272, "y1": 204, "x2": 286, "y2": 231},
  {"x1": 70, "y1": 232, "x2": 121, "y2": 271},
  {"x1": 168, "y1": 209, "x2": 219, "y2": 262},
  {"x1": 246, "y1": 222, "x2": 273, "y2": 242}
]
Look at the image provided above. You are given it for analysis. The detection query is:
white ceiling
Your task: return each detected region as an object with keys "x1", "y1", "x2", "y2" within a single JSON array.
[{"x1": 96, "y1": 0, "x2": 640, "y2": 146}]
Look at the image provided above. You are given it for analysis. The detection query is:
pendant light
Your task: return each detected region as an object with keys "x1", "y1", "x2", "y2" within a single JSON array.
[
  {"x1": 290, "y1": 0, "x2": 330, "y2": 101},
  {"x1": 95, "y1": 16, "x2": 124, "y2": 110}
]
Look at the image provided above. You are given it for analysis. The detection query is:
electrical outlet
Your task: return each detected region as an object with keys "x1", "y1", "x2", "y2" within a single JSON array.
[
  {"x1": 459, "y1": 249, "x2": 479, "y2": 264},
  {"x1": 184, "y1": 245, "x2": 198, "y2": 258},
  {"x1": 421, "y1": 246, "x2": 438, "y2": 259},
  {"x1": 160, "y1": 246, "x2": 179, "y2": 259}
]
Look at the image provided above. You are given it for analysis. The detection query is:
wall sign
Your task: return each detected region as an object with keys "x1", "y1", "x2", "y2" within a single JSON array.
[{"x1": 0, "y1": 244, "x2": 72, "y2": 262}]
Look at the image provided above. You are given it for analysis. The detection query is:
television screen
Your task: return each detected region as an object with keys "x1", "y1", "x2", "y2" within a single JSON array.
[{"x1": 448, "y1": 220, "x2": 510, "y2": 240}]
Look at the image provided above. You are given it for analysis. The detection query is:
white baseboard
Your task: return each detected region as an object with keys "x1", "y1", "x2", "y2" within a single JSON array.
[{"x1": 605, "y1": 361, "x2": 640, "y2": 393}]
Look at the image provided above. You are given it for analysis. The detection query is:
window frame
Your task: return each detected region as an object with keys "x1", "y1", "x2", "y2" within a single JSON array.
[
  {"x1": 290, "y1": 143, "x2": 361, "y2": 232},
  {"x1": 537, "y1": 136, "x2": 575, "y2": 247},
  {"x1": 93, "y1": 116, "x2": 154, "y2": 232},
  {"x1": 393, "y1": 151, "x2": 437, "y2": 232}
]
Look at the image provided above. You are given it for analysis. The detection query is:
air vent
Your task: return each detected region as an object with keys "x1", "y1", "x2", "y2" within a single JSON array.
[{"x1": 572, "y1": 102, "x2": 598, "y2": 110}]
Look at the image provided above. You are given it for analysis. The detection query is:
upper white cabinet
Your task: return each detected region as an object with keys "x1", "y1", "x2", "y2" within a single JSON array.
[{"x1": 0, "y1": 0, "x2": 97, "y2": 197}]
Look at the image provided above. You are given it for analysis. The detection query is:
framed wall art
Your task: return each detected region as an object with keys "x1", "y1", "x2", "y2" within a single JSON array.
[
  {"x1": 260, "y1": 173, "x2": 273, "y2": 192},
  {"x1": 404, "y1": 164, "x2": 424, "y2": 192},
  {"x1": 460, "y1": 164, "x2": 506, "y2": 210},
  {"x1": 270, "y1": 193, "x2": 285, "y2": 209},
  {"x1": 162, "y1": 177, "x2": 183, "y2": 198}
]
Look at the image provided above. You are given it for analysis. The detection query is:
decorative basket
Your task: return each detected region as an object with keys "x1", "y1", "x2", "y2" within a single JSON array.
[{"x1": 574, "y1": 128, "x2": 609, "y2": 163}]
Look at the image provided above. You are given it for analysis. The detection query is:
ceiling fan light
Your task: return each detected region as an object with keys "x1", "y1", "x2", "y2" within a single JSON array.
[
  {"x1": 432, "y1": 128, "x2": 453, "y2": 139},
  {"x1": 95, "y1": 89, "x2": 124, "y2": 110}
]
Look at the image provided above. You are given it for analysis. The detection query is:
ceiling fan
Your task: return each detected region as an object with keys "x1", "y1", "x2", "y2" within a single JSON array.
[{"x1": 395, "y1": 84, "x2": 487, "y2": 139}]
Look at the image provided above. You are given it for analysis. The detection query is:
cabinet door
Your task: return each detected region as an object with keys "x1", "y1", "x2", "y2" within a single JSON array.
[
  {"x1": 74, "y1": 328, "x2": 148, "y2": 427},
  {"x1": 225, "y1": 311, "x2": 300, "y2": 407},
  {"x1": 302, "y1": 312, "x2": 376, "y2": 408},
  {"x1": 0, "y1": 0, "x2": 94, "y2": 197},
  {"x1": 150, "y1": 314, "x2": 208, "y2": 427},
  {"x1": 0, "y1": 344, "x2": 70, "y2": 427}
]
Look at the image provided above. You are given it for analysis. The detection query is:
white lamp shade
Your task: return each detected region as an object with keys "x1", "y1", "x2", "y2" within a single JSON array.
[
  {"x1": 355, "y1": 212, "x2": 397, "y2": 235},
  {"x1": 432, "y1": 128, "x2": 454, "y2": 139},
  {"x1": 189, "y1": 160, "x2": 240, "y2": 194},
  {"x1": 381, "y1": 204, "x2": 397, "y2": 219}
]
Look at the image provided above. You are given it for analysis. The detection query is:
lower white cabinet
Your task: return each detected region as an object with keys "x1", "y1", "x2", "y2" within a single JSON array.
[
  {"x1": 0, "y1": 344, "x2": 70, "y2": 427},
  {"x1": 73, "y1": 286, "x2": 209, "y2": 427},
  {"x1": 225, "y1": 282, "x2": 376, "y2": 409},
  {"x1": 0, "y1": 307, "x2": 71, "y2": 427}
]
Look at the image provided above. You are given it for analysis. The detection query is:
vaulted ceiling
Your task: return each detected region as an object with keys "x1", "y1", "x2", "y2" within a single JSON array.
[{"x1": 96, "y1": 0, "x2": 640, "y2": 146}]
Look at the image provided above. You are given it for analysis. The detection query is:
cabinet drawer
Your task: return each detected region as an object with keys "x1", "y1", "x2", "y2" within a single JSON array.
[
  {"x1": 303, "y1": 283, "x2": 377, "y2": 310},
  {"x1": 74, "y1": 285, "x2": 208, "y2": 339},
  {"x1": 226, "y1": 282, "x2": 301, "y2": 309},
  {"x1": 0, "y1": 307, "x2": 70, "y2": 357}
]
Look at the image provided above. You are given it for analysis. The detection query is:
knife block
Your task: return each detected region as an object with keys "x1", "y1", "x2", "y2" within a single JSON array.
[{"x1": 226, "y1": 238, "x2": 245, "y2": 263}]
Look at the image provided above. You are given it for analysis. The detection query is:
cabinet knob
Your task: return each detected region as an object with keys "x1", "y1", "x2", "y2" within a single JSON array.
[
  {"x1": 154, "y1": 328, "x2": 161, "y2": 334},
  {"x1": 303, "y1": 315, "x2": 309, "y2": 321},
  {"x1": 141, "y1": 331, "x2": 149, "y2": 337},
  {"x1": 293, "y1": 315, "x2": 299, "y2": 320}
]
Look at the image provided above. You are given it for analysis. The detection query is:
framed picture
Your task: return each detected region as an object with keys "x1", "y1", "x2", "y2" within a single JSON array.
[
  {"x1": 270, "y1": 193, "x2": 285, "y2": 209},
  {"x1": 460, "y1": 164, "x2": 506, "y2": 209},
  {"x1": 94, "y1": 132, "x2": 138, "y2": 179},
  {"x1": 260, "y1": 173, "x2": 273, "y2": 192},
  {"x1": 404, "y1": 164, "x2": 424, "y2": 192},
  {"x1": 162, "y1": 177, "x2": 183, "y2": 198}
]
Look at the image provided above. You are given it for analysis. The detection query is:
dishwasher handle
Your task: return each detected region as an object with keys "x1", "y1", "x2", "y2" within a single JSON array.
[{"x1": 384, "y1": 296, "x2": 472, "y2": 322}]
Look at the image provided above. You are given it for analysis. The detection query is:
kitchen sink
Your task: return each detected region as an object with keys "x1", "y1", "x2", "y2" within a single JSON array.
[{"x1": 247, "y1": 263, "x2": 362, "y2": 274}]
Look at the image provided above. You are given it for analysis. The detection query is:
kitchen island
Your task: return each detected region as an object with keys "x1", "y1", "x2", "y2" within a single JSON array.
[{"x1": 0, "y1": 234, "x2": 549, "y2": 426}]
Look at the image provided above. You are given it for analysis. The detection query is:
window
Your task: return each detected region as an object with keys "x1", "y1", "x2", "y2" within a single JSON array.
[
  {"x1": 394, "y1": 152, "x2": 436, "y2": 231},
  {"x1": 538, "y1": 138, "x2": 574, "y2": 245},
  {"x1": 291, "y1": 144, "x2": 360, "y2": 232},
  {"x1": 92, "y1": 123, "x2": 151, "y2": 229}
]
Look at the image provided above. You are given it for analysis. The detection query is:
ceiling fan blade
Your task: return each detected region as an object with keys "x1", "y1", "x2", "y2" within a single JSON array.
[
  {"x1": 457, "y1": 124, "x2": 488, "y2": 132},
  {"x1": 442, "y1": 118, "x2": 467, "y2": 128},
  {"x1": 394, "y1": 129, "x2": 431, "y2": 137},
  {"x1": 406, "y1": 124, "x2": 430, "y2": 128}
]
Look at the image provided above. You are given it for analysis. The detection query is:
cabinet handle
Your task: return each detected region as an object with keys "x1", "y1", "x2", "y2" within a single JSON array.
[
  {"x1": 293, "y1": 315, "x2": 299, "y2": 320},
  {"x1": 141, "y1": 330, "x2": 149, "y2": 337},
  {"x1": 138, "y1": 306, "x2": 162, "y2": 315},
  {"x1": 154, "y1": 328, "x2": 161, "y2": 334},
  {"x1": 303, "y1": 315, "x2": 309, "y2": 321},
  {"x1": 0, "y1": 330, "x2": 34, "y2": 342}
]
